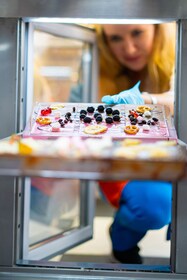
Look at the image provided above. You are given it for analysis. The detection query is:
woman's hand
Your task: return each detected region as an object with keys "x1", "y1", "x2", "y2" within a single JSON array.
[{"x1": 101, "y1": 81, "x2": 144, "y2": 105}]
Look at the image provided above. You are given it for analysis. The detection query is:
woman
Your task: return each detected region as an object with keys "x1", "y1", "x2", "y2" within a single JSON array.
[
  {"x1": 96, "y1": 23, "x2": 175, "y2": 114},
  {"x1": 96, "y1": 23, "x2": 176, "y2": 264}
]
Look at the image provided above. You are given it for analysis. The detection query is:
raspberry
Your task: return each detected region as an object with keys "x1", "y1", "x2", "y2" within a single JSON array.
[{"x1": 41, "y1": 107, "x2": 52, "y2": 116}]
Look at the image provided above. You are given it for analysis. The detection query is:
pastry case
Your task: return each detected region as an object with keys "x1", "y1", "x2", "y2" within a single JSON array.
[{"x1": 0, "y1": 1, "x2": 187, "y2": 280}]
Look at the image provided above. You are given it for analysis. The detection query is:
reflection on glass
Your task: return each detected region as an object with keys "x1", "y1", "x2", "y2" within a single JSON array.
[
  {"x1": 29, "y1": 30, "x2": 88, "y2": 248},
  {"x1": 29, "y1": 179, "x2": 80, "y2": 247},
  {"x1": 33, "y1": 30, "x2": 87, "y2": 104}
]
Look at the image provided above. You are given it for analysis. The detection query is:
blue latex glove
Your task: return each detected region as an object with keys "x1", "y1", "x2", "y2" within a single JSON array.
[{"x1": 101, "y1": 81, "x2": 144, "y2": 105}]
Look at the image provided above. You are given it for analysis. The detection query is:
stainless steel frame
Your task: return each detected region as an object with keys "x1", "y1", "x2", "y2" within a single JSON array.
[
  {"x1": 1, "y1": 0, "x2": 187, "y2": 279},
  {"x1": 0, "y1": 0, "x2": 186, "y2": 21},
  {"x1": 24, "y1": 23, "x2": 97, "y2": 260},
  {"x1": 26, "y1": 22, "x2": 98, "y2": 119}
]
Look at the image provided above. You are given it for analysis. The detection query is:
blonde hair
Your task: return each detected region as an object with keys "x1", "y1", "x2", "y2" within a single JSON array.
[{"x1": 95, "y1": 23, "x2": 176, "y2": 99}]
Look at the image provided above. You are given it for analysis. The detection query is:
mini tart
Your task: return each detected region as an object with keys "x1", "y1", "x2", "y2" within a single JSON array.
[
  {"x1": 84, "y1": 125, "x2": 108, "y2": 135},
  {"x1": 19, "y1": 142, "x2": 33, "y2": 155},
  {"x1": 36, "y1": 117, "x2": 51, "y2": 125},
  {"x1": 136, "y1": 105, "x2": 152, "y2": 113},
  {"x1": 124, "y1": 125, "x2": 139, "y2": 135},
  {"x1": 122, "y1": 138, "x2": 142, "y2": 146},
  {"x1": 51, "y1": 122, "x2": 61, "y2": 132},
  {"x1": 50, "y1": 103, "x2": 65, "y2": 110}
]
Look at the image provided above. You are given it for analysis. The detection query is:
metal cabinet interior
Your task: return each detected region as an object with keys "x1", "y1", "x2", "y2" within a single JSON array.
[{"x1": 0, "y1": 0, "x2": 187, "y2": 279}]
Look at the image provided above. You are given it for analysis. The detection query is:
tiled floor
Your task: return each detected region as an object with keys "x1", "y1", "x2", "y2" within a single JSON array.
[{"x1": 62, "y1": 198, "x2": 170, "y2": 265}]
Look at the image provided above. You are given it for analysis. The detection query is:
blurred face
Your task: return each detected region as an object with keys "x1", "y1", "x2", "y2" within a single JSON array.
[{"x1": 102, "y1": 24, "x2": 155, "y2": 71}]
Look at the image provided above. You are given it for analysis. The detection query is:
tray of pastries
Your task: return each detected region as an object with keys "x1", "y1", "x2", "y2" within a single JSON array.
[{"x1": 23, "y1": 102, "x2": 177, "y2": 142}]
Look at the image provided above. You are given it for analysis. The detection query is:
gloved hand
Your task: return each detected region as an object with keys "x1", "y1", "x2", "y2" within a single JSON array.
[{"x1": 101, "y1": 81, "x2": 144, "y2": 105}]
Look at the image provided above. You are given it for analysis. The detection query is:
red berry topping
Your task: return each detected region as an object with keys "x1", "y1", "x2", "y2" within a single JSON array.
[{"x1": 41, "y1": 107, "x2": 52, "y2": 116}]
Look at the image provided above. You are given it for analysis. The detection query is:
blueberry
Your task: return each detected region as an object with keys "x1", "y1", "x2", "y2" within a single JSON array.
[
  {"x1": 106, "y1": 107, "x2": 113, "y2": 115},
  {"x1": 97, "y1": 105, "x2": 105, "y2": 113},
  {"x1": 80, "y1": 109, "x2": 87, "y2": 115},
  {"x1": 132, "y1": 118, "x2": 138, "y2": 124},
  {"x1": 65, "y1": 112, "x2": 71, "y2": 118},
  {"x1": 80, "y1": 114, "x2": 86, "y2": 120},
  {"x1": 96, "y1": 115, "x2": 103, "y2": 123},
  {"x1": 94, "y1": 112, "x2": 101, "y2": 119},
  {"x1": 83, "y1": 117, "x2": 92, "y2": 123},
  {"x1": 129, "y1": 116, "x2": 135, "y2": 121},
  {"x1": 113, "y1": 115, "x2": 120, "y2": 122},
  {"x1": 105, "y1": 117, "x2": 113, "y2": 124},
  {"x1": 112, "y1": 109, "x2": 120, "y2": 115},
  {"x1": 152, "y1": 117, "x2": 158, "y2": 122},
  {"x1": 87, "y1": 106, "x2": 95, "y2": 113}
]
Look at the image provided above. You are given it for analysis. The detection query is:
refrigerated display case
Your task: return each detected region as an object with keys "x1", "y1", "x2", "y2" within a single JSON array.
[{"x1": 0, "y1": 1, "x2": 187, "y2": 279}]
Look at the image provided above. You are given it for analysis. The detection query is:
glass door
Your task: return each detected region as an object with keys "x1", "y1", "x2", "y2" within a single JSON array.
[{"x1": 22, "y1": 23, "x2": 97, "y2": 260}]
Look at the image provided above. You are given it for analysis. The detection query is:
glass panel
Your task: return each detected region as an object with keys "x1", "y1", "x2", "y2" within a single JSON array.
[
  {"x1": 29, "y1": 179, "x2": 81, "y2": 247},
  {"x1": 21, "y1": 22, "x2": 97, "y2": 260},
  {"x1": 33, "y1": 30, "x2": 89, "y2": 104},
  {"x1": 28, "y1": 29, "x2": 92, "y2": 248}
]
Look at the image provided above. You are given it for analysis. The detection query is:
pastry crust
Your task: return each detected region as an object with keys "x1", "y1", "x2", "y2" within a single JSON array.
[
  {"x1": 84, "y1": 125, "x2": 108, "y2": 135},
  {"x1": 36, "y1": 117, "x2": 51, "y2": 125},
  {"x1": 50, "y1": 103, "x2": 65, "y2": 110},
  {"x1": 136, "y1": 105, "x2": 152, "y2": 113},
  {"x1": 124, "y1": 125, "x2": 139, "y2": 135}
]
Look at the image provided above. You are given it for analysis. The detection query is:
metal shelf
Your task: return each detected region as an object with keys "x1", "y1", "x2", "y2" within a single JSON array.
[{"x1": 0, "y1": 151, "x2": 186, "y2": 181}]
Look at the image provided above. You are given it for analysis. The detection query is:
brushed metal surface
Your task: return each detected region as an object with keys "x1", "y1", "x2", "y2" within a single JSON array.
[
  {"x1": 0, "y1": 0, "x2": 186, "y2": 20},
  {"x1": 0, "y1": 153, "x2": 186, "y2": 181}
]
